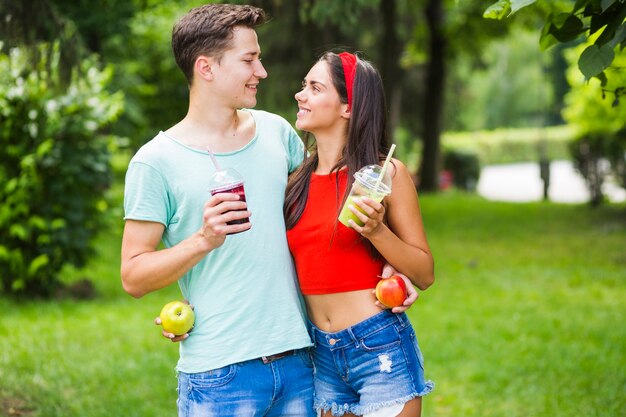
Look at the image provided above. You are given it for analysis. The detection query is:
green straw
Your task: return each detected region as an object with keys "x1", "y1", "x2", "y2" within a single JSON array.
[{"x1": 375, "y1": 143, "x2": 396, "y2": 190}]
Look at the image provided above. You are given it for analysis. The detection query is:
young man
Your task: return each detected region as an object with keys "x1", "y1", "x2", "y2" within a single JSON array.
[{"x1": 120, "y1": 4, "x2": 314, "y2": 416}]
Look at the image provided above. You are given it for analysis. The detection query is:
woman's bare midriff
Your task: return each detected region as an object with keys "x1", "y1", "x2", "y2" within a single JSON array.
[{"x1": 305, "y1": 289, "x2": 382, "y2": 332}]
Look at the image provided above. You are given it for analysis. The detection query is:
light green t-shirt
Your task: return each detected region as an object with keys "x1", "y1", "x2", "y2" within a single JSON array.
[{"x1": 124, "y1": 109, "x2": 311, "y2": 373}]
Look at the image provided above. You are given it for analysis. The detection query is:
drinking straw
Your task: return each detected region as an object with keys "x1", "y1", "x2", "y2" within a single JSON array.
[
  {"x1": 375, "y1": 143, "x2": 396, "y2": 189},
  {"x1": 206, "y1": 146, "x2": 222, "y2": 172}
]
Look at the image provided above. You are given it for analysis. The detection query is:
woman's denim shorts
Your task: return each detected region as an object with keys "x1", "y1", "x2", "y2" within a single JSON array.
[{"x1": 309, "y1": 310, "x2": 434, "y2": 416}]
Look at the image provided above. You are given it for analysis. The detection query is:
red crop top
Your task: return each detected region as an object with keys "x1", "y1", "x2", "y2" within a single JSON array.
[{"x1": 286, "y1": 170, "x2": 383, "y2": 295}]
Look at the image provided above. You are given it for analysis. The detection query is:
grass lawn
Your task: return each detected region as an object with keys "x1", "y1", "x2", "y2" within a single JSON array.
[{"x1": 0, "y1": 193, "x2": 624, "y2": 416}]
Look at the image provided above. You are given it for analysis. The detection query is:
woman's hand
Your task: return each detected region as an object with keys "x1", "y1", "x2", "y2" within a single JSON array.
[
  {"x1": 374, "y1": 264, "x2": 419, "y2": 314},
  {"x1": 347, "y1": 197, "x2": 386, "y2": 238}
]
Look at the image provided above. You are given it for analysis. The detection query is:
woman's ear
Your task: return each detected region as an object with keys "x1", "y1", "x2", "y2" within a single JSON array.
[
  {"x1": 340, "y1": 104, "x2": 351, "y2": 120},
  {"x1": 195, "y1": 56, "x2": 214, "y2": 81}
]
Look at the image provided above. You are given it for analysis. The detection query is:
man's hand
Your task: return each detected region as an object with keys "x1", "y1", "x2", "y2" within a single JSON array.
[
  {"x1": 155, "y1": 302, "x2": 194, "y2": 343},
  {"x1": 200, "y1": 193, "x2": 251, "y2": 247}
]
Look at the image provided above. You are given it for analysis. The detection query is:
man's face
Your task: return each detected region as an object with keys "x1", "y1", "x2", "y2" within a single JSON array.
[{"x1": 210, "y1": 26, "x2": 267, "y2": 109}]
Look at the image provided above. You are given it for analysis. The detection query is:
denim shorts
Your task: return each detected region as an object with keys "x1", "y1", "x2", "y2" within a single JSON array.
[
  {"x1": 309, "y1": 310, "x2": 434, "y2": 416},
  {"x1": 177, "y1": 349, "x2": 315, "y2": 417}
]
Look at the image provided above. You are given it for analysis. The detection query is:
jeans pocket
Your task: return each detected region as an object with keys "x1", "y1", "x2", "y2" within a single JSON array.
[
  {"x1": 360, "y1": 325, "x2": 402, "y2": 352},
  {"x1": 186, "y1": 365, "x2": 237, "y2": 389},
  {"x1": 298, "y1": 348, "x2": 315, "y2": 369}
]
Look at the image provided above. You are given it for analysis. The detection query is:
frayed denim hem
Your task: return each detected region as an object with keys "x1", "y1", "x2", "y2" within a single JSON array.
[
  {"x1": 314, "y1": 399, "x2": 354, "y2": 416},
  {"x1": 421, "y1": 380, "x2": 435, "y2": 396},
  {"x1": 352, "y1": 380, "x2": 435, "y2": 416},
  {"x1": 314, "y1": 381, "x2": 435, "y2": 416}
]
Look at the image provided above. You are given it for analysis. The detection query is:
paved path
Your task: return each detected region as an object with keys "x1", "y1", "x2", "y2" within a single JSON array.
[{"x1": 477, "y1": 160, "x2": 626, "y2": 204}]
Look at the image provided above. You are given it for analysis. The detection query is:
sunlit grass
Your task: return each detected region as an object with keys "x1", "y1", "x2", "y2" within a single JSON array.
[
  {"x1": 414, "y1": 193, "x2": 626, "y2": 417},
  {"x1": 0, "y1": 192, "x2": 624, "y2": 416}
]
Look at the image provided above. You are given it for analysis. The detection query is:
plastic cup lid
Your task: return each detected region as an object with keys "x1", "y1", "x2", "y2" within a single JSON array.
[
  {"x1": 208, "y1": 167, "x2": 243, "y2": 190},
  {"x1": 354, "y1": 164, "x2": 392, "y2": 194}
]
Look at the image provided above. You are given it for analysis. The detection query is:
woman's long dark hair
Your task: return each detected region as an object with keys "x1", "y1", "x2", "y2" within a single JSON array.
[{"x1": 284, "y1": 51, "x2": 390, "y2": 231}]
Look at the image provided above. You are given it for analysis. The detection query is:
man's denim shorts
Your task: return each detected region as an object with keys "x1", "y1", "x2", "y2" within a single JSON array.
[
  {"x1": 309, "y1": 310, "x2": 434, "y2": 416},
  {"x1": 176, "y1": 349, "x2": 314, "y2": 417}
]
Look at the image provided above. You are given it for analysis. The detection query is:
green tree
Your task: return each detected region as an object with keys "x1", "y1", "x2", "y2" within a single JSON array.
[
  {"x1": 0, "y1": 0, "x2": 125, "y2": 296},
  {"x1": 446, "y1": 27, "x2": 554, "y2": 131},
  {"x1": 0, "y1": 44, "x2": 124, "y2": 296},
  {"x1": 25, "y1": 0, "x2": 544, "y2": 194},
  {"x1": 485, "y1": 0, "x2": 626, "y2": 104},
  {"x1": 563, "y1": 41, "x2": 626, "y2": 204},
  {"x1": 485, "y1": 0, "x2": 626, "y2": 205},
  {"x1": 251, "y1": 0, "x2": 516, "y2": 191},
  {"x1": 0, "y1": 0, "x2": 84, "y2": 85}
]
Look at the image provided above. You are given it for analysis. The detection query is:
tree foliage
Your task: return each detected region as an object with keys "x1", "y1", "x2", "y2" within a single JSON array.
[
  {"x1": 42, "y1": 0, "x2": 522, "y2": 191},
  {"x1": 485, "y1": 0, "x2": 626, "y2": 204},
  {"x1": 0, "y1": 0, "x2": 84, "y2": 86},
  {"x1": 485, "y1": 0, "x2": 626, "y2": 104},
  {"x1": 0, "y1": 43, "x2": 123, "y2": 296},
  {"x1": 445, "y1": 28, "x2": 554, "y2": 131},
  {"x1": 563, "y1": 41, "x2": 626, "y2": 204}
]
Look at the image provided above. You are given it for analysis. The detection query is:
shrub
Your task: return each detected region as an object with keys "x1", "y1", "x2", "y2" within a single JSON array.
[
  {"x1": 569, "y1": 132, "x2": 626, "y2": 206},
  {"x1": 442, "y1": 125, "x2": 574, "y2": 165},
  {"x1": 443, "y1": 149, "x2": 481, "y2": 191},
  {"x1": 0, "y1": 43, "x2": 123, "y2": 296}
]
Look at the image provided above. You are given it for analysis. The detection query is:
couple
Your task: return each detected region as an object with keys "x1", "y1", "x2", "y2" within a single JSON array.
[{"x1": 120, "y1": 4, "x2": 434, "y2": 417}]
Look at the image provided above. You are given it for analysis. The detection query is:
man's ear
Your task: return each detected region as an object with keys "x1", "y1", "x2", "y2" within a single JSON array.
[
  {"x1": 340, "y1": 103, "x2": 351, "y2": 120},
  {"x1": 195, "y1": 56, "x2": 214, "y2": 81}
]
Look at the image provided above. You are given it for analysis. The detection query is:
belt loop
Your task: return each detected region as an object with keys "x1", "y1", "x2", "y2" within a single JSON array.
[
  {"x1": 348, "y1": 328, "x2": 360, "y2": 349},
  {"x1": 398, "y1": 312, "x2": 409, "y2": 328},
  {"x1": 308, "y1": 324, "x2": 317, "y2": 344}
]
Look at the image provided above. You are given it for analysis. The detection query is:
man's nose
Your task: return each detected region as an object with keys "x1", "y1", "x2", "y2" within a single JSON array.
[{"x1": 255, "y1": 61, "x2": 267, "y2": 79}]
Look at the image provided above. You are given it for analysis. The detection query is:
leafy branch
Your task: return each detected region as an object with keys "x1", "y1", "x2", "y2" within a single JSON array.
[{"x1": 485, "y1": 0, "x2": 626, "y2": 103}]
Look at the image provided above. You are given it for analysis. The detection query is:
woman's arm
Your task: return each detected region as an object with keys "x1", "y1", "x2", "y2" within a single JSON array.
[{"x1": 348, "y1": 159, "x2": 435, "y2": 290}]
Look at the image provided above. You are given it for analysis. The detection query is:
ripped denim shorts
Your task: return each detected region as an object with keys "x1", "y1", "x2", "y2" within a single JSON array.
[{"x1": 309, "y1": 310, "x2": 434, "y2": 416}]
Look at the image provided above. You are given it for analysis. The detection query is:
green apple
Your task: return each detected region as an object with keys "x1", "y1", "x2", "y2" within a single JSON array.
[{"x1": 159, "y1": 301, "x2": 195, "y2": 336}]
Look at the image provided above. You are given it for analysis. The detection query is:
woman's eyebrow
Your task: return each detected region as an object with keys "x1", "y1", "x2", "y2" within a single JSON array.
[{"x1": 308, "y1": 80, "x2": 326, "y2": 88}]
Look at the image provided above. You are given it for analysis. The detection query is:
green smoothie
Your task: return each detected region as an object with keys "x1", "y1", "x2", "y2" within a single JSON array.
[
  {"x1": 338, "y1": 195, "x2": 384, "y2": 227},
  {"x1": 338, "y1": 164, "x2": 392, "y2": 228}
]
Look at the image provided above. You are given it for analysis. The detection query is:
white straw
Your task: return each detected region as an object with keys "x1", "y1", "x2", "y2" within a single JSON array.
[
  {"x1": 206, "y1": 146, "x2": 222, "y2": 172},
  {"x1": 375, "y1": 144, "x2": 396, "y2": 189}
]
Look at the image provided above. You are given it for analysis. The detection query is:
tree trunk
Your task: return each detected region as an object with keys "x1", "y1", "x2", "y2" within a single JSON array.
[
  {"x1": 419, "y1": 0, "x2": 446, "y2": 191},
  {"x1": 379, "y1": 0, "x2": 404, "y2": 137}
]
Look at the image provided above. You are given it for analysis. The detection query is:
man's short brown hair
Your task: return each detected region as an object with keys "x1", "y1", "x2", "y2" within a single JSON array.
[{"x1": 172, "y1": 4, "x2": 265, "y2": 84}]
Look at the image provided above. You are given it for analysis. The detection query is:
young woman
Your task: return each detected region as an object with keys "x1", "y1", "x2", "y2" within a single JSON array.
[{"x1": 285, "y1": 52, "x2": 435, "y2": 417}]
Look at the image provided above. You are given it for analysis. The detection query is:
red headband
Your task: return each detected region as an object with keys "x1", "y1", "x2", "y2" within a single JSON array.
[{"x1": 339, "y1": 52, "x2": 357, "y2": 109}]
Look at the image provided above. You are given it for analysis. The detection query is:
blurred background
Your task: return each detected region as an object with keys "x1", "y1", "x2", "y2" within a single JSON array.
[{"x1": 0, "y1": 1, "x2": 624, "y2": 416}]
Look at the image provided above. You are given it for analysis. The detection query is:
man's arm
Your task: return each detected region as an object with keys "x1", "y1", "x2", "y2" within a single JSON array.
[
  {"x1": 120, "y1": 193, "x2": 251, "y2": 298},
  {"x1": 121, "y1": 220, "x2": 211, "y2": 298}
]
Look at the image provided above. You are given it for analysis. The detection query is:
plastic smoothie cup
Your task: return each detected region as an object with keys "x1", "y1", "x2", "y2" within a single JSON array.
[
  {"x1": 338, "y1": 164, "x2": 392, "y2": 227},
  {"x1": 208, "y1": 167, "x2": 250, "y2": 233}
]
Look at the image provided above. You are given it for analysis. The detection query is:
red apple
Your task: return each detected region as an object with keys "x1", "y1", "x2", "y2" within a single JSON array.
[
  {"x1": 375, "y1": 275, "x2": 408, "y2": 308},
  {"x1": 159, "y1": 301, "x2": 195, "y2": 336}
]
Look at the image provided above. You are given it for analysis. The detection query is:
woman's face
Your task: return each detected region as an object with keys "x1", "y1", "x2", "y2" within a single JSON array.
[{"x1": 294, "y1": 60, "x2": 348, "y2": 134}]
